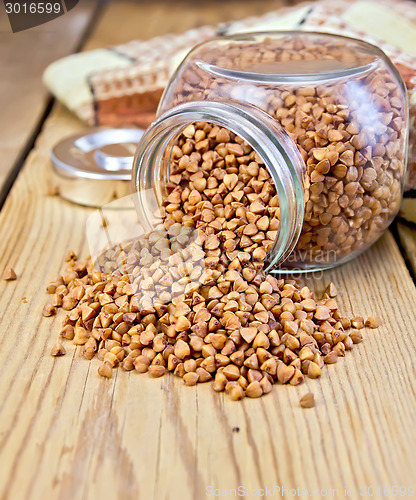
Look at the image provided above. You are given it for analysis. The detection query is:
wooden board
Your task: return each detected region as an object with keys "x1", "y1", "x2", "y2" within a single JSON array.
[
  {"x1": 1, "y1": 1, "x2": 416, "y2": 499},
  {"x1": 1, "y1": 103, "x2": 416, "y2": 499},
  {"x1": 82, "y1": 0, "x2": 300, "y2": 51},
  {"x1": 0, "y1": 0, "x2": 99, "y2": 200}
]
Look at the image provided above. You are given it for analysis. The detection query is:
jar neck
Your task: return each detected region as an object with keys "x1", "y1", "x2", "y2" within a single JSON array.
[{"x1": 132, "y1": 101, "x2": 306, "y2": 271}]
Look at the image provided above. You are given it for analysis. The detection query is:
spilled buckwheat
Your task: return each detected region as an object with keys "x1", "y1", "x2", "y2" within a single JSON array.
[{"x1": 44, "y1": 122, "x2": 377, "y2": 401}]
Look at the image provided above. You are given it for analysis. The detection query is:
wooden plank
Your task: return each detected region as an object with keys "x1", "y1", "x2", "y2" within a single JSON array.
[
  {"x1": 0, "y1": 0, "x2": 98, "y2": 199},
  {"x1": 397, "y1": 222, "x2": 416, "y2": 277},
  {"x1": 1, "y1": 1, "x2": 416, "y2": 499},
  {"x1": 1, "y1": 103, "x2": 416, "y2": 499}
]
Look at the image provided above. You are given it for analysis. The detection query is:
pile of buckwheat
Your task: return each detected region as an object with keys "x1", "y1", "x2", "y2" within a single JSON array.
[{"x1": 44, "y1": 122, "x2": 379, "y2": 401}]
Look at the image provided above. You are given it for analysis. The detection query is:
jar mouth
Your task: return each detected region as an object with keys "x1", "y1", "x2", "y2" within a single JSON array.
[{"x1": 133, "y1": 101, "x2": 306, "y2": 272}]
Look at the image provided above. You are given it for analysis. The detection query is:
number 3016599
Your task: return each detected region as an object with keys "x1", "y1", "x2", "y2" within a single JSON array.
[
  {"x1": 359, "y1": 485, "x2": 415, "y2": 496},
  {"x1": 5, "y1": 3, "x2": 61, "y2": 14}
]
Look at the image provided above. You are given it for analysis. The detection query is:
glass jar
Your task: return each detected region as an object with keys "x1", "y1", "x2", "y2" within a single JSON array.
[{"x1": 133, "y1": 31, "x2": 408, "y2": 272}]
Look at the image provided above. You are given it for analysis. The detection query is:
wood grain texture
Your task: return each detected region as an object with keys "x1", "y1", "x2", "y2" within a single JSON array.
[
  {"x1": 0, "y1": 1, "x2": 416, "y2": 499},
  {"x1": 397, "y1": 222, "x2": 416, "y2": 276},
  {"x1": 82, "y1": 0, "x2": 300, "y2": 51},
  {"x1": 1, "y1": 104, "x2": 416, "y2": 499},
  {"x1": 0, "y1": 0, "x2": 98, "y2": 199}
]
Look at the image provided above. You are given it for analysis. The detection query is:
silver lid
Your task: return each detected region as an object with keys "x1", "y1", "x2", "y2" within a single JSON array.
[{"x1": 50, "y1": 127, "x2": 144, "y2": 206}]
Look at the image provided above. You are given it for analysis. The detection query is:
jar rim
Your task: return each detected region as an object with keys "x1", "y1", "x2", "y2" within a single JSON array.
[{"x1": 132, "y1": 101, "x2": 306, "y2": 272}]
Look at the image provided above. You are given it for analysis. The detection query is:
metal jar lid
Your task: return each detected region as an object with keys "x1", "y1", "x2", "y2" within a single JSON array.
[{"x1": 50, "y1": 127, "x2": 144, "y2": 207}]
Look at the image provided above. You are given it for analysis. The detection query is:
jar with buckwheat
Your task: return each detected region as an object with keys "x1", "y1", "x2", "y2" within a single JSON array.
[{"x1": 133, "y1": 31, "x2": 407, "y2": 271}]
